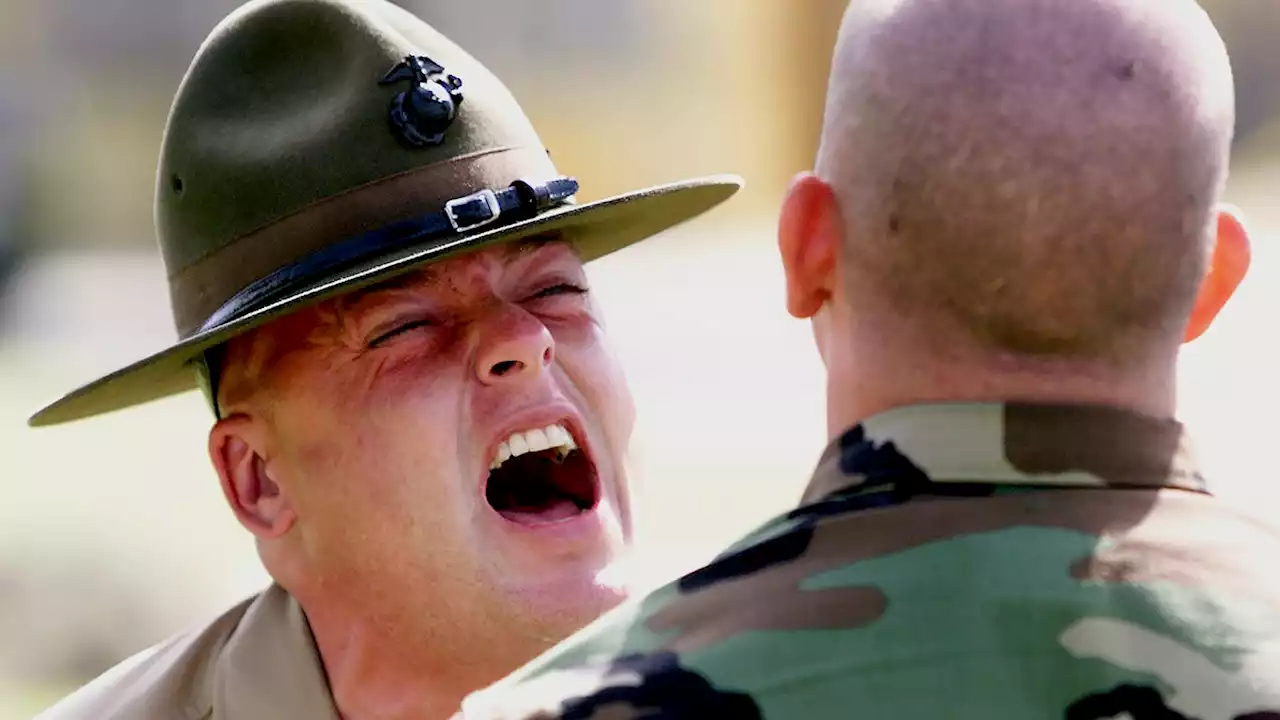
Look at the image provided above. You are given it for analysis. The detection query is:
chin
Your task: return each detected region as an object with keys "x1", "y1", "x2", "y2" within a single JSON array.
[
  {"x1": 506, "y1": 546, "x2": 631, "y2": 625},
  {"x1": 532, "y1": 586, "x2": 628, "y2": 650}
]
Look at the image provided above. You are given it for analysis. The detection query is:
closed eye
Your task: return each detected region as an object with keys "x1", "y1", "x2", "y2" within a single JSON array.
[
  {"x1": 368, "y1": 319, "x2": 436, "y2": 348},
  {"x1": 529, "y1": 283, "x2": 588, "y2": 300}
]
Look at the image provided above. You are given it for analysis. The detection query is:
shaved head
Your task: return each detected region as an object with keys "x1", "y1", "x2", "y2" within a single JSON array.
[{"x1": 814, "y1": 0, "x2": 1236, "y2": 359}]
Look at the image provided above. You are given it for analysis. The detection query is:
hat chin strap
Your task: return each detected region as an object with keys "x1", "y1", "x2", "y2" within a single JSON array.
[
  {"x1": 189, "y1": 175, "x2": 580, "y2": 420},
  {"x1": 193, "y1": 350, "x2": 222, "y2": 420}
]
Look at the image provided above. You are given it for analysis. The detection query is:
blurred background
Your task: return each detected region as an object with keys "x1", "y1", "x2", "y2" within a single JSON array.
[{"x1": 1, "y1": 0, "x2": 1278, "y2": 716}]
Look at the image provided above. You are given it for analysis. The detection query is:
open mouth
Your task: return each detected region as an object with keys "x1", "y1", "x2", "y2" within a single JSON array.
[{"x1": 484, "y1": 422, "x2": 599, "y2": 526}]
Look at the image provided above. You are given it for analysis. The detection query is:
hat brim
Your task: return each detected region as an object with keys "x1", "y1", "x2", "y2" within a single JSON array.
[{"x1": 28, "y1": 174, "x2": 743, "y2": 427}]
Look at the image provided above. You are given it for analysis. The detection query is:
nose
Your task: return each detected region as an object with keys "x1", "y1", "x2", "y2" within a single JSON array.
[{"x1": 474, "y1": 304, "x2": 554, "y2": 386}]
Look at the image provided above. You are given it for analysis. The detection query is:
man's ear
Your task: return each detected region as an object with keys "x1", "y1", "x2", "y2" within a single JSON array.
[
  {"x1": 208, "y1": 415, "x2": 296, "y2": 539},
  {"x1": 1184, "y1": 205, "x2": 1251, "y2": 343},
  {"x1": 778, "y1": 172, "x2": 841, "y2": 320}
]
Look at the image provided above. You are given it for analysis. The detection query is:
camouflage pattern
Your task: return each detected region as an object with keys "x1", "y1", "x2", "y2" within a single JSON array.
[{"x1": 455, "y1": 402, "x2": 1280, "y2": 719}]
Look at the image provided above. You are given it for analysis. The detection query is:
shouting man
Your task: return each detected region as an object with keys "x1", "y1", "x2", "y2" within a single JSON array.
[
  {"x1": 454, "y1": 0, "x2": 1280, "y2": 717},
  {"x1": 29, "y1": 0, "x2": 740, "y2": 718}
]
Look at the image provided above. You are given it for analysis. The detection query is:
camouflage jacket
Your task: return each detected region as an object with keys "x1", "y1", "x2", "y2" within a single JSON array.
[{"x1": 456, "y1": 402, "x2": 1280, "y2": 719}]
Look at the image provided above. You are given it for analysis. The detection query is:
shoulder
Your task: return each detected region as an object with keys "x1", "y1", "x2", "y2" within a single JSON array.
[
  {"x1": 456, "y1": 490, "x2": 1280, "y2": 719},
  {"x1": 32, "y1": 641, "x2": 176, "y2": 720},
  {"x1": 32, "y1": 591, "x2": 263, "y2": 720}
]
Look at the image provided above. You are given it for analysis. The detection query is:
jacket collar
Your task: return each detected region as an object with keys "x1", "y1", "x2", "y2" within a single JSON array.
[
  {"x1": 803, "y1": 402, "x2": 1207, "y2": 506},
  {"x1": 212, "y1": 584, "x2": 341, "y2": 720}
]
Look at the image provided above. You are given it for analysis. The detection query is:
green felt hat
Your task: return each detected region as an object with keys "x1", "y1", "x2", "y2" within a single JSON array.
[{"x1": 28, "y1": 0, "x2": 742, "y2": 427}]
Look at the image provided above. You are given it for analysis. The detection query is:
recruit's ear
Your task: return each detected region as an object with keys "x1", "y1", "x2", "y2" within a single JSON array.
[
  {"x1": 778, "y1": 172, "x2": 842, "y2": 320},
  {"x1": 1184, "y1": 205, "x2": 1251, "y2": 343}
]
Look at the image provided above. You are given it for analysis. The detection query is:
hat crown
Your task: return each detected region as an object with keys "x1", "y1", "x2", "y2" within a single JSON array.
[{"x1": 156, "y1": 0, "x2": 557, "y2": 335}]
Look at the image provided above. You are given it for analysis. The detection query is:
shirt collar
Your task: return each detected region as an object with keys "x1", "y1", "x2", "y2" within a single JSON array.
[
  {"x1": 212, "y1": 584, "x2": 341, "y2": 720},
  {"x1": 802, "y1": 402, "x2": 1208, "y2": 506}
]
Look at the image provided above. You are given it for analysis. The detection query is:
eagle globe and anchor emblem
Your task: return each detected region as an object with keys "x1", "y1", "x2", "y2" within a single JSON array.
[{"x1": 379, "y1": 54, "x2": 465, "y2": 148}]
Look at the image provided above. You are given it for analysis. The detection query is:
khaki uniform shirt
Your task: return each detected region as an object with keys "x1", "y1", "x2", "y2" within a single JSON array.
[
  {"x1": 457, "y1": 402, "x2": 1280, "y2": 719},
  {"x1": 34, "y1": 584, "x2": 341, "y2": 720}
]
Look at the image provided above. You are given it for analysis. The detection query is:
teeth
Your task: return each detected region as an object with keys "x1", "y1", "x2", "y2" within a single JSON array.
[
  {"x1": 489, "y1": 422, "x2": 579, "y2": 470},
  {"x1": 546, "y1": 424, "x2": 571, "y2": 447},
  {"x1": 525, "y1": 429, "x2": 550, "y2": 453},
  {"x1": 509, "y1": 433, "x2": 529, "y2": 457}
]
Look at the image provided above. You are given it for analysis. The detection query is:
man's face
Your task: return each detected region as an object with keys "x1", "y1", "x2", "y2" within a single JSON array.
[{"x1": 212, "y1": 238, "x2": 635, "y2": 650}]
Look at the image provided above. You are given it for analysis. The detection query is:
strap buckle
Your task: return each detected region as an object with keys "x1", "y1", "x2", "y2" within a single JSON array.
[{"x1": 444, "y1": 188, "x2": 502, "y2": 233}]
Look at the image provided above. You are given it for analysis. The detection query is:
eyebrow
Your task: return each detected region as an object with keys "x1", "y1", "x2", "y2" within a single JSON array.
[{"x1": 341, "y1": 267, "x2": 439, "y2": 306}]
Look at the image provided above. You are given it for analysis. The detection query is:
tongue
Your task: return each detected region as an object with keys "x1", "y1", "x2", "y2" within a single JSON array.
[{"x1": 498, "y1": 498, "x2": 582, "y2": 526}]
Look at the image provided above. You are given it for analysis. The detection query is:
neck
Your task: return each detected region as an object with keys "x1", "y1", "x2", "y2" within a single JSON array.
[
  {"x1": 301, "y1": 598, "x2": 505, "y2": 720},
  {"x1": 822, "y1": 323, "x2": 1179, "y2": 441}
]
